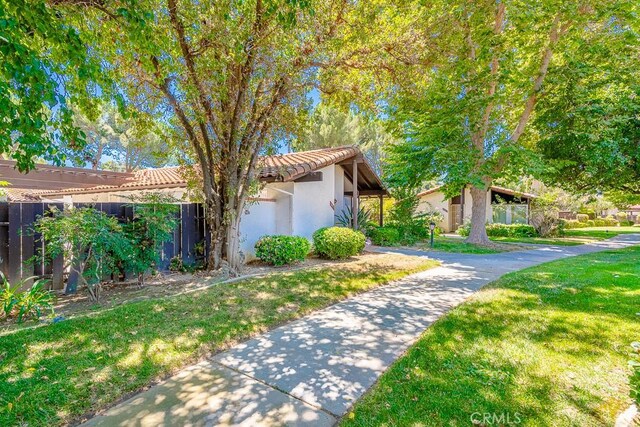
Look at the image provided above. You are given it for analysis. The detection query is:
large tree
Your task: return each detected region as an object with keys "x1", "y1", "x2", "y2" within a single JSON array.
[
  {"x1": 326, "y1": 0, "x2": 638, "y2": 244},
  {"x1": 293, "y1": 103, "x2": 396, "y2": 175},
  {"x1": 52, "y1": 0, "x2": 349, "y2": 271},
  {"x1": 68, "y1": 104, "x2": 170, "y2": 172},
  {"x1": 0, "y1": 0, "x2": 108, "y2": 171}
]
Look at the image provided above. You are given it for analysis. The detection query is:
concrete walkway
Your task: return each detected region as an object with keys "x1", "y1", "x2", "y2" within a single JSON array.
[{"x1": 83, "y1": 235, "x2": 640, "y2": 427}]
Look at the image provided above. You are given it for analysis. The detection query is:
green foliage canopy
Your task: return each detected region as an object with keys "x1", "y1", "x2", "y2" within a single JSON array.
[{"x1": 0, "y1": 0, "x2": 106, "y2": 171}]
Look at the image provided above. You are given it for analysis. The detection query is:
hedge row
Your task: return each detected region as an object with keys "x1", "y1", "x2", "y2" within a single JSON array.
[{"x1": 457, "y1": 223, "x2": 538, "y2": 238}]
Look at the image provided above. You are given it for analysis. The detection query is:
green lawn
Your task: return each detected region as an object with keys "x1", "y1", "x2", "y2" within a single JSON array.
[
  {"x1": 490, "y1": 236, "x2": 587, "y2": 246},
  {"x1": 0, "y1": 254, "x2": 438, "y2": 427},
  {"x1": 565, "y1": 226, "x2": 640, "y2": 240},
  {"x1": 415, "y1": 236, "x2": 504, "y2": 254},
  {"x1": 342, "y1": 246, "x2": 640, "y2": 427}
]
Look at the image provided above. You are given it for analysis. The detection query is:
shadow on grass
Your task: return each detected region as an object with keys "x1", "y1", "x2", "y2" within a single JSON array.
[
  {"x1": 342, "y1": 246, "x2": 640, "y2": 427},
  {"x1": 0, "y1": 260, "x2": 435, "y2": 426}
]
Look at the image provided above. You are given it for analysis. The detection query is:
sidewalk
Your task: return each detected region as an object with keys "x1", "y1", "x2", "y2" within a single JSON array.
[{"x1": 82, "y1": 234, "x2": 640, "y2": 426}]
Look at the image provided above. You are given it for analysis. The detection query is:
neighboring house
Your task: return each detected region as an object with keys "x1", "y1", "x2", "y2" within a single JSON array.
[
  {"x1": 417, "y1": 185, "x2": 536, "y2": 232},
  {"x1": 0, "y1": 146, "x2": 386, "y2": 260}
]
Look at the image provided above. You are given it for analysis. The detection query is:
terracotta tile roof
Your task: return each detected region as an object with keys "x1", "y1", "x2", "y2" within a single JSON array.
[
  {"x1": 33, "y1": 146, "x2": 363, "y2": 197},
  {"x1": 418, "y1": 185, "x2": 536, "y2": 199},
  {"x1": 258, "y1": 146, "x2": 359, "y2": 181},
  {"x1": 2, "y1": 188, "x2": 51, "y2": 202}
]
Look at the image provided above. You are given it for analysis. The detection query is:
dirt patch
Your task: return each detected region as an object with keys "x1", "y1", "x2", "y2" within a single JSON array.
[{"x1": 3, "y1": 251, "x2": 426, "y2": 326}]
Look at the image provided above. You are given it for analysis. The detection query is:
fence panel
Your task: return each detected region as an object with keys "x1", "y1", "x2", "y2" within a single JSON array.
[{"x1": 0, "y1": 201, "x2": 207, "y2": 290}]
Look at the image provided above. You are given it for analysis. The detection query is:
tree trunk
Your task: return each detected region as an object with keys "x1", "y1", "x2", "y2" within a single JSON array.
[
  {"x1": 205, "y1": 198, "x2": 223, "y2": 271},
  {"x1": 225, "y1": 214, "x2": 243, "y2": 275},
  {"x1": 466, "y1": 185, "x2": 491, "y2": 245}
]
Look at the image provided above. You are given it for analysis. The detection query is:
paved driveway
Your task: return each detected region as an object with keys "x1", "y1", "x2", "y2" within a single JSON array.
[{"x1": 83, "y1": 234, "x2": 640, "y2": 426}]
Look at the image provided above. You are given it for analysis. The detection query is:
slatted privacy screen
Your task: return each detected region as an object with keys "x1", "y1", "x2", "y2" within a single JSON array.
[{"x1": 0, "y1": 202, "x2": 207, "y2": 290}]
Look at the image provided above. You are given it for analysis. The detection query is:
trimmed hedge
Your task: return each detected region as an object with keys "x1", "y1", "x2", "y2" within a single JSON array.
[
  {"x1": 458, "y1": 223, "x2": 538, "y2": 238},
  {"x1": 576, "y1": 214, "x2": 590, "y2": 223},
  {"x1": 313, "y1": 227, "x2": 366, "y2": 259},
  {"x1": 369, "y1": 226, "x2": 401, "y2": 246},
  {"x1": 255, "y1": 235, "x2": 310, "y2": 266}
]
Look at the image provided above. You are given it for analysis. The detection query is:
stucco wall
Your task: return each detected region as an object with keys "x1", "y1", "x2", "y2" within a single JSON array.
[
  {"x1": 291, "y1": 165, "x2": 337, "y2": 239},
  {"x1": 239, "y1": 198, "x2": 277, "y2": 261},
  {"x1": 417, "y1": 192, "x2": 450, "y2": 231}
]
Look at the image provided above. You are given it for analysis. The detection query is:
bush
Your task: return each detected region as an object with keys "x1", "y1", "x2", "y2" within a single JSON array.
[
  {"x1": 562, "y1": 219, "x2": 588, "y2": 229},
  {"x1": 0, "y1": 273, "x2": 54, "y2": 323},
  {"x1": 576, "y1": 214, "x2": 589, "y2": 223},
  {"x1": 586, "y1": 220, "x2": 595, "y2": 227},
  {"x1": 124, "y1": 194, "x2": 179, "y2": 285},
  {"x1": 313, "y1": 227, "x2": 365, "y2": 259},
  {"x1": 620, "y1": 219, "x2": 634, "y2": 226},
  {"x1": 604, "y1": 216, "x2": 619, "y2": 226},
  {"x1": 33, "y1": 207, "x2": 132, "y2": 302},
  {"x1": 458, "y1": 223, "x2": 537, "y2": 238},
  {"x1": 369, "y1": 227, "x2": 401, "y2": 246},
  {"x1": 616, "y1": 212, "x2": 629, "y2": 221},
  {"x1": 255, "y1": 235, "x2": 310, "y2": 266},
  {"x1": 594, "y1": 219, "x2": 605, "y2": 227}
]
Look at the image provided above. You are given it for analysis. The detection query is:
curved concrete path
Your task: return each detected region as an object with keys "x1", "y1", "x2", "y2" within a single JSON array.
[{"x1": 82, "y1": 234, "x2": 640, "y2": 427}]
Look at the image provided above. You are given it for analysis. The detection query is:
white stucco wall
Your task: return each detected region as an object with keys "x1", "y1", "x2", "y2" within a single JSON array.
[
  {"x1": 417, "y1": 192, "x2": 450, "y2": 231},
  {"x1": 239, "y1": 198, "x2": 277, "y2": 261},
  {"x1": 291, "y1": 165, "x2": 337, "y2": 240}
]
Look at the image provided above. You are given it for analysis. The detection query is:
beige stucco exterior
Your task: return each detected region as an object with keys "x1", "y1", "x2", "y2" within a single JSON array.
[{"x1": 417, "y1": 187, "x2": 530, "y2": 233}]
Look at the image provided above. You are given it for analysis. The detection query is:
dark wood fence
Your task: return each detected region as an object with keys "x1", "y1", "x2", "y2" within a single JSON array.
[{"x1": 0, "y1": 202, "x2": 207, "y2": 290}]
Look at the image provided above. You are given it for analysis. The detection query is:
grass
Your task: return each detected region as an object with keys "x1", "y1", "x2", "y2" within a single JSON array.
[
  {"x1": 490, "y1": 236, "x2": 587, "y2": 246},
  {"x1": 490, "y1": 226, "x2": 640, "y2": 247},
  {"x1": 0, "y1": 254, "x2": 438, "y2": 427},
  {"x1": 415, "y1": 236, "x2": 504, "y2": 254},
  {"x1": 342, "y1": 246, "x2": 640, "y2": 427},
  {"x1": 565, "y1": 226, "x2": 640, "y2": 240}
]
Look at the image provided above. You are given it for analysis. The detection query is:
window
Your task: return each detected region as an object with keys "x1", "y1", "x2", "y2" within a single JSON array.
[
  {"x1": 492, "y1": 204, "x2": 528, "y2": 224},
  {"x1": 511, "y1": 205, "x2": 528, "y2": 224},
  {"x1": 493, "y1": 205, "x2": 507, "y2": 224}
]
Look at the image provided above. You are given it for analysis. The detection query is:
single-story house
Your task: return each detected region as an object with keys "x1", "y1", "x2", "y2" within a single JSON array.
[
  {"x1": 417, "y1": 185, "x2": 536, "y2": 232},
  {"x1": 0, "y1": 146, "x2": 387, "y2": 260}
]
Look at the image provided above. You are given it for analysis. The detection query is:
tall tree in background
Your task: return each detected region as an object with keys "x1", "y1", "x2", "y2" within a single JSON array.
[
  {"x1": 326, "y1": 0, "x2": 637, "y2": 244},
  {"x1": 69, "y1": 104, "x2": 170, "y2": 172},
  {"x1": 0, "y1": 0, "x2": 105, "y2": 171},
  {"x1": 293, "y1": 103, "x2": 396, "y2": 175},
  {"x1": 53, "y1": 0, "x2": 349, "y2": 271}
]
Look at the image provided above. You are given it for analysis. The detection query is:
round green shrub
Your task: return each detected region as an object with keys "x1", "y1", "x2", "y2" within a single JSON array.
[
  {"x1": 576, "y1": 214, "x2": 589, "y2": 223},
  {"x1": 313, "y1": 227, "x2": 366, "y2": 259},
  {"x1": 369, "y1": 226, "x2": 401, "y2": 246},
  {"x1": 255, "y1": 235, "x2": 310, "y2": 266}
]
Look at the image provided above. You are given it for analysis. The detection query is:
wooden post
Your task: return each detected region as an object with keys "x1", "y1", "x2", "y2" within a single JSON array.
[
  {"x1": 378, "y1": 194, "x2": 384, "y2": 226},
  {"x1": 352, "y1": 159, "x2": 359, "y2": 230}
]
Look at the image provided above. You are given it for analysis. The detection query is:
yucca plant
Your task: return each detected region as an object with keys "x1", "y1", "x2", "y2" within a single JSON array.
[{"x1": 335, "y1": 205, "x2": 373, "y2": 232}]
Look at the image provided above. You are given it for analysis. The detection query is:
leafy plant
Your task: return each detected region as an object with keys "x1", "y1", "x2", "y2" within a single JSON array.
[
  {"x1": 124, "y1": 193, "x2": 179, "y2": 285},
  {"x1": 335, "y1": 205, "x2": 373, "y2": 233},
  {"x1": 576, "y1": 214, "x2": 590, "y2": 223},
  {"x1": 368, "y1": 227, "x2": 401, "y2": 246},
  {"x1": 255, "y1": 235, "x2": 310, "y2": 266},
  {"x1": 0, "y1": 272, "x2": 54, "y2": 323},
  {"x1": 458, "y1": 223, "x2": 538, "y2": 238},
  {"x1": 33, "y1": 207, "x2": 131, "y2": 302},
  {"x1": 313, "y1": 227, "x2": 366, "y2": 259}
]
